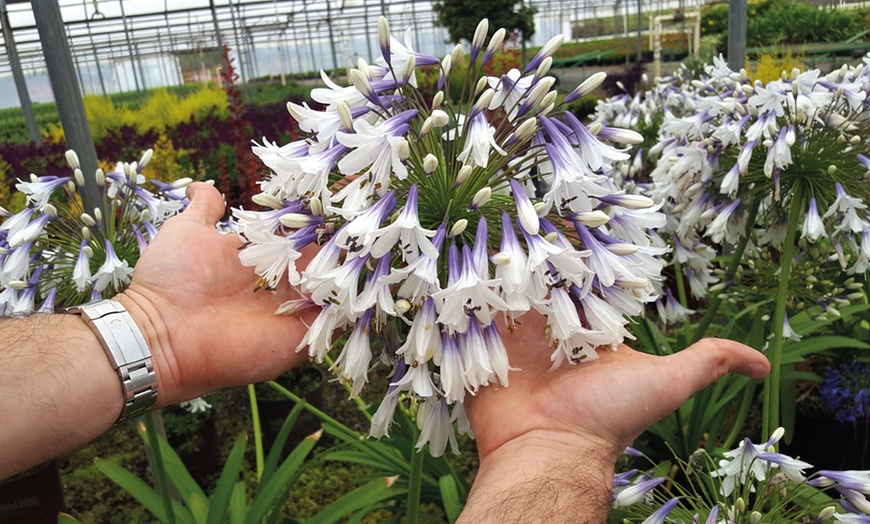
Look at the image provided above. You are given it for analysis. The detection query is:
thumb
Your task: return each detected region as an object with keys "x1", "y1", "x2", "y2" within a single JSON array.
[
  {"x1": 673, "y1": 338, "x2": 770, "y2": 398},
  {"x1": 183, "y1": 182, "x2": 226, "y2": 226}
]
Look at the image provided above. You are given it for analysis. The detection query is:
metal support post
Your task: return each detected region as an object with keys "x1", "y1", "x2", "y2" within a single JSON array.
[
  {"x1": 727, "y1": 0, "x2": 746, "y2": 70},
  {"x1": 1, "y1": 0, "x2": 40, "y2": 144},
  {"x1": 636, "y1": 0, "x2": 643, "y2": 64},
  {"x1": 31, "y1": 0, "x2": 103, "y2": 217}
]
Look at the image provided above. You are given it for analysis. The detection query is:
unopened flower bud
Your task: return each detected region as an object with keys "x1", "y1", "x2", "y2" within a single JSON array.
[
  {"x1": 818, "y1": 507, "x2": 836, "y2": 520},
  {"x1": 397, "y1": 139, "x2": 411, "y2": 160},
  {"x1": 95, "y1": 169, "x2": 105, "y2": 187},
  {"x1": 423, "y1": 154, "x2": 439, "y2": 175},
  {"x1": 279, "y1": 213, "x2": 319, "y2": 229},
  {"x1": 310, "y1": 196, "x2": 323, "y2": 216},
  {"x1": 337, "y1": 100, "x2": 354, "y2": 131},
  {"x1": 431, "y1": 109, "x2": 449, "y2": 127},
  {"x1": 349, "y1": 69, "x2": 375, "y2": 101},
  {"x1": 735, "y1": 497, "x2": 746, "y2": 514},
  {"x1": 420, "y1": 117, "x2": 435, "y2": 137},
  {"x1": 542, "y1": 231, "x2": 558, "y2": 243},
  {"x1": 43, "y1": 204, "x2": 58, "y2": 218},
  {"x1": 587, "y1": 122, "x2": 602, "y2": 135},
  {"x1": 440, "y1": 54, "x2": 452, "y2": 78},
  {"x1": 83, "y1": 245, "x2": 94, "y2": 258},
  {"x1": 395, "y1": 298, "x2": 411, "y2": 315},
  {"x1": 139, "y1": 209, "x2": 150, "y2": 223},
  {"x1": 65, "y1": 150, "x2": 80, "y2": 170},
  {"x1": 564, "y1": 71, "x2": 607, "y2": 103},
  {"x1": 81, "y1": 213, "x2": 96, "y2": 227},
  {"x1": 616, "y1": 278, "x2": 649, "y2": 289},
  {"x1": 827, "y1": 165, "x2": 837, "y2": 175},
  {"x1": 475, "y1": 77, "x2": 489, "y2": 96},
  {"x1": 93, "y1": 207, "x2": 102, "y2": 222},
  {"x1": 252, "y1": 192, "x2": 284, "y2": 209},
  {"x1": 455, "y1": 165, "x2": 472, "y2": 186},
  {"x1": 451, "y1": 44, "x2": 463, "y2": 67},
  {"x1": 514, "y1": 118, "x2": 537, "y2": 141},
  {"x1": 533, "y1": 201, "x2": 549, "y2": 216},
  {"x1": 469, "y1": 187, "x2": 492, "y2": 209},
  {"x1": 449, "y1": 219, "x2": 468, "y2": 238},
  {"x1": 8, "y1": 280, "x2": 29, "y2": 290},
  {"x1": 471, "y1": 19, "x2": 489, "y2": 57},
  {"x1": 761, "y1": 314, "x2": 771, "y2": 321},
  {"x1": 540, "y1": 90, "x2": 558, "y2": 110},
  {"x1": 432, "y1": 91, "x2": 445, "y2": 109},
  {"x1": 538, "y1": 34, "x2": 564, "y2": 61},
  {"x1": 535, "y1": 57, "x2": 553, "y2": 80},
  {"x1": 605, "y1": 243, "x2": 638, "y2": 256},
  {"x1": 540, "y1": 103, "x2": 555, "y2": 116},
  {"x1": 491, "y1": 252, "x2": 511, "y2": 265},
  {"x1": 139, "y1": 149, "x2": 153, "y2": 170},
  {"x1": 81, "y1": 226, "x2": 91, "y2": 240},
  {"x1": 486, "y1": 28, "x2": 506, "y2": 58},
  {"x1": 74, "y1": 169, "x2": 85, "y2": 187},
  {"x1": 850, "y1": 135, "x2": 861, "y2": 144},
  {"x1": 402, "y1": 55, "x2": 417, "y2": 82},
  {"x1": 377, "y1": 16, "x2": 391, "y2": 63},
  {"x1": 66, "y1": 181, "x2": 76, "y2": 193},
  {"x1": 572, "y1": 210, "x2": 610, "y2": 227}
]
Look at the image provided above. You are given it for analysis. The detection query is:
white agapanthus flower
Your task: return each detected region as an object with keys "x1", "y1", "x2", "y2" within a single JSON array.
[{"x1": 237, "y1": 17, "x2": 664, "y2": 455}]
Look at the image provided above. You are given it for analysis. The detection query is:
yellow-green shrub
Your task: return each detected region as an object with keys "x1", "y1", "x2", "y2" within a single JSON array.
[
  {"x1": 748, "y1": 52, "x2": 805, "y2": 84},
  {"x1": 45, "y1": 84, "x2": 228, "y2": 143}
]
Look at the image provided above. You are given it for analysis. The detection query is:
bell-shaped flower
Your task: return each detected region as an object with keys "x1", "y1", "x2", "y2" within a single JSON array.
[
  {"x1": 331, "y1": 308, "x2": 373, "y2": 398},
  {"x1": 457, "y1": 112, "x2": 506, "y2": 168},
  {"x1": 93, "y1": 241, "x2": 133, "y2": 293},
  {"x1": 337, "y1": 110, "x2": 416, "y2": 185},
  {"x1": 73, "y1": 239, "x2": 92, "y2": 293},
  {"x1": 370, "y1": 185, "x2": 438, "y2": 262},
  {"x1": 15, "y1": 175, "x2": 69, "y2": 211},
  {"x1": 415, "y1": 395, "x2": 459, "y2": 456},
  {"x1": 801, "y1": 197, "x2": 828, "y2": 242},
  {"x1": 433, "y1": 245, "x2": 508, "y2": 334}
]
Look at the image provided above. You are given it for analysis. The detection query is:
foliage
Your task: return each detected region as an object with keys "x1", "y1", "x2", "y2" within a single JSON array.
[
  {"x1": 613, "y1": 430, "x2": 843, "y2": 523},
  {"x1": 432, "y1": 0, "x2": 536, "y2": 44},
  {"x1": 701, "y1": 0, "x2": 870, "y2": 49},
  {"x1": 747, "y1": 52, "x2": 806, "y2": 84}
]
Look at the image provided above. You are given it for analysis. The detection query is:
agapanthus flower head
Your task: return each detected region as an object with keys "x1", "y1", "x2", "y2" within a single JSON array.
[
  {"x1": 821, "y1": 361, "x2": 870, "y2": 423},
  {"x1": 238, "y1": 19, "x2": 664, "y2": 454},
  {"x1": 0, "y1": 149, "x2": 187, "y2": 312}
]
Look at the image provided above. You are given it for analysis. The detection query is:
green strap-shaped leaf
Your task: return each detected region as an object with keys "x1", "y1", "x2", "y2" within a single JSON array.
[
  {"x1": 243, "y1": 432, "x2": 320, "y2": 524},
  {"x1": 306, "y1": 477, "x2": 405, "y2": 524},
  {"x1": 206, "y1": 433, "x2": 248, "y2": 524},
  {"x1": 137, "y1": 422, "x2": 209, "y2": 508},
  {"x1": 189, "y1": 492, "x2": 209, "y2": 524},
  {"x1": 438, "y1": 474, "x2": 463, "y2": 523},
  {"x1": 95, "y1": 458, "x2": 168, "y2": 522},
  {"x1": 262, "y1": 400, "x2": 307, "y2": 486},
  {"x1": 230, "y1": 481, "x2": 247, "y2": 524}
]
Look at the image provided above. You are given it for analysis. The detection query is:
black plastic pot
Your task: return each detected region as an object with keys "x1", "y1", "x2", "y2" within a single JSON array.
[
  {"x1": 256, "y1": 366, "x2": 327, "y2": 458},
  {"x1": 0, "y1": 459, "x2": 64, "y2": 523},
  {"x1": 785, "y1": 414, "x2": 870, "y2": 471},
  {"x1": 167, "y1": 414, "x2": 222, "y2": 482}
]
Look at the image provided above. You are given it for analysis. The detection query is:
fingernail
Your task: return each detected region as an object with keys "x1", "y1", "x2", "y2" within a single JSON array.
[{"x1": 735, "y1": 363, "x2": 768, "y2": 378}]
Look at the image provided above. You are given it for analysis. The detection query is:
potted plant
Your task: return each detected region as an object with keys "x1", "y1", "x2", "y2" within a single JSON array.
[
  {"x1": 255, "y1": 365, "x2": 327, "y2": 456},
  {"x1": 161, "y1": 396, "x2": 221, "y2": 481},
  {"x1": 788, "y1": 356, "x2": 870, "y2": 471}
]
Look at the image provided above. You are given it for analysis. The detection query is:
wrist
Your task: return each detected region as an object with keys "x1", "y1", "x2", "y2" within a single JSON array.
[
  {"x1": 459, "y1": 430, "x2": 618, "y2": 523},
  {"x1": 112, "y1": 290, "x2": 180, "y2": 409}
]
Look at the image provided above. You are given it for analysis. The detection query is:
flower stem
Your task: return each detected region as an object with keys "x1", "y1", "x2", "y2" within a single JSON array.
[
  {"x1": 406, "y1": 441, "x2": 425, "y2": 524},
  {"x1": 689, "y1": 199, "x2": 761, "y2": 345},
  {"x1": 248, "y1": 384, "x2": 264, "y2": 481},
  {"x1": 143, "y1": 412, "x2": 176, "y2": 524},
  {"x1": 763, "y1": 183, "x2": 804, "y2": 441}
]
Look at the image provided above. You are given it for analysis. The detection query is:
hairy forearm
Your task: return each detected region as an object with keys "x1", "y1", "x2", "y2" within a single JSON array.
[
  {"x1": 0, "y1": 314, "x2": 121, "y2": 479},
  {"x1": 458, "y1": 435, "x2": 617, "y2": 523}
]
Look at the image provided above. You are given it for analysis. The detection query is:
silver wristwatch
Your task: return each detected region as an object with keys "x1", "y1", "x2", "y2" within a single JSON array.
[{"x1": 67, "y1": 299, "x2": 158, "y2": 423}]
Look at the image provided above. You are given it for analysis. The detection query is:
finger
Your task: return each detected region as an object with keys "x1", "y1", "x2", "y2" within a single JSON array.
[
  {"x1": 183, "y1": 182, "x2": 226, "y2": 226},
  {"x1": 671, "y1": 338, "x2": 770, "y2": 397}
]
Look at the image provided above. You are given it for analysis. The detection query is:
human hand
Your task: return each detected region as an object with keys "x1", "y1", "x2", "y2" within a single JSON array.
[
  {"x1": 458, "y1": 313, "x2": 769, "y2": 522},
  {"x1": 116, "y1": 183, "x2": 319, "y2": 407}
]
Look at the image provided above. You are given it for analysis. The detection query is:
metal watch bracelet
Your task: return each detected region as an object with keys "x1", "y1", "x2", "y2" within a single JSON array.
[{"x1": 67, "y1": 299, "x2": 158, "y2": 424}]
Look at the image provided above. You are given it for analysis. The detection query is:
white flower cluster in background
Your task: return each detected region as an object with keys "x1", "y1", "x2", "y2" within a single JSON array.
[
  {"x1": 0, "y1": 149, "x2": 189, "y2": 314},
  {"x1": 235, "y1": 17, "x2": 666, "y2": 455},
  {"x1": 594, "y1": 55, "x2": 870, "y2": 326}
]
